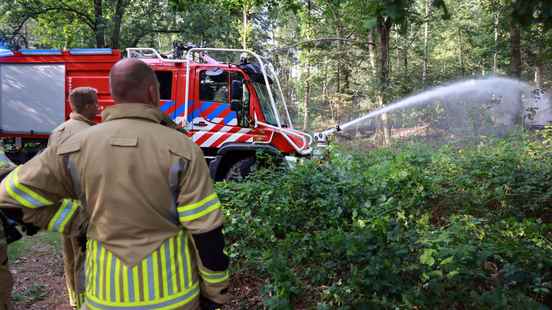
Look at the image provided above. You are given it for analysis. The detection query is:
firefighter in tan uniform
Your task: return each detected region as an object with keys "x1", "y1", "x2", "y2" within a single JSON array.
[
  {"x1": 0, "y1": 59, "x2": 230, "y2": 309},
  {"x1": 48, "y1": 87, "x2": 98, "y2": 309},
  {"x1": 0, "y1": 142, "x2": 16, "y2": 310}
]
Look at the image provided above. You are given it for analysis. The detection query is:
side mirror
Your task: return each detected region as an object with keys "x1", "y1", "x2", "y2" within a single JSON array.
[{"x1": 230, "y1": 80, "x2": 243, "y2": 111}]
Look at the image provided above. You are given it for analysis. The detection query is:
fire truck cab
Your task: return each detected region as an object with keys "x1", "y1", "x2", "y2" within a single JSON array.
[{"x1": 0, "y1": 47, "x2": 312, "y2": 180}]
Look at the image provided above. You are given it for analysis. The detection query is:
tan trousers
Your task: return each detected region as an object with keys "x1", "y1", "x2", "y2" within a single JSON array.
[{"x1": 63, "y1": 235, "x2": 85, "y2": 309}]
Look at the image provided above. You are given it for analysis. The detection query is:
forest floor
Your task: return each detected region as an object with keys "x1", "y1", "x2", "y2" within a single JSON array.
[
  {"x1": 7, "y1": 232, "x2": 263, "y2": 309},
  {"x1": 8, "y1": 232, "x2": 70, "y2": 310}
]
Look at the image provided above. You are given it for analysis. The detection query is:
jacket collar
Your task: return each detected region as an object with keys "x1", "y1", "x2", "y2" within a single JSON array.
[
  {"x1": 102, "y1": 103, "x2": 164, "y2": 123},
  {"x1": 70, "y1": 112, "x2": 96, "y2": 126}
]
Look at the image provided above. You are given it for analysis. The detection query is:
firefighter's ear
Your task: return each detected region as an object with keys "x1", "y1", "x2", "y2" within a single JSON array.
[{"x1": 147, "y1": 83, "x2": 160, "y2": 107}]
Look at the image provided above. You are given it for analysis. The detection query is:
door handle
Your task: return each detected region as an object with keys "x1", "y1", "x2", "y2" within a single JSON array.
[{"x1": 194, "y1": 121, "x2": 208, "y2": 127}]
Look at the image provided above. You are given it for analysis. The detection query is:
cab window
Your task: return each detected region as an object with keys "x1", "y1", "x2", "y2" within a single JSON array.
[
  {"x1": 199, "y1": 70, "x2": 229, "y2": 103},
  {"x1": 197, "y1": 69, "x2": 250, "y2": 127},
  {"x1": 155, "y1": 71, "x2": 173, "y2": 100}
]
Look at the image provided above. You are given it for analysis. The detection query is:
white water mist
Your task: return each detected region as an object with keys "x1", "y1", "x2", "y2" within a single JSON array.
[{"x1": 325, "y1": 77, "x2": 550, "y2": 145}]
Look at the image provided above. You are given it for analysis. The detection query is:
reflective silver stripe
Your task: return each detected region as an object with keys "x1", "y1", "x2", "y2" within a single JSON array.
[
  {"x1": 199, "y1": 268, "x2": 229, "y2": 283},
  {"x1": 95, "y1": 241, "x2": 101, "y2": 298},
  {"x1": 147, "y1": 255, "x2": 155, "y2": 300},
  {"x1": 47, "y1": 199, "x2": 78, "y2": 233},
  {"x1": 128, "y1": 265, "x2": 135, "y2": 302},
  {"x1": 110, "y1": 254, "x2": 117, "y2": 302},
  {"x1": 79, "y1": 250, "x2": 87, "y2": 297},
  {"x1": 66, "y1": 157, "x2": 82, "y2": 199},
  {"x1": 86, "y1": 235, "x2": 196, "y2": 308},
  {"x1": 164, "y1": 238, "x2": 174, "y2": 295},
  {"x1": 168, "y1": 160, "x2": 183, "y2": 225},
  {"x1": 85, "y1": 283, "x2": 199, "y2": 310},
  {"x1": 181, "y1": 233, "x2": 190, "y2": 289},
  {"x1": 178, "y1": 194, "x2": 220, "y2": 222},
  {"x1": 4, "y1": 168, "x2": 52, "y2": 208}
]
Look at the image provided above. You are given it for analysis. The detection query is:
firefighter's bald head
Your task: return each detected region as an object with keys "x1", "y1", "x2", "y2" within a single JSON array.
[{"x1": 109, "y1": 58, "x2": 159, "y2": 106}]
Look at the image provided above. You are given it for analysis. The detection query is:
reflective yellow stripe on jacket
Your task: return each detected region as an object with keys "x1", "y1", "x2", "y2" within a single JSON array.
[
  {"x1": 47, "y1": 199, "x2": 79, "y2": 233},
  {"x1": 199, "y1": 268, "x2": 229, "y2": 284},
  {"x1": 3, "y1": 167, "x2": 53, "y2": 209},
  {"x1": 177, "y1": 193, "x2": 221, "y2": 223},
  {"x1": 85, "y1": 231, "x2": 199, "y2": 309}
]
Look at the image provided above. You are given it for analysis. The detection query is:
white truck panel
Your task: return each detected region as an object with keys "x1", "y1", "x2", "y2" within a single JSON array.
[{"x1": 0, "y1": 64, "x2": 65, "y2": 134}]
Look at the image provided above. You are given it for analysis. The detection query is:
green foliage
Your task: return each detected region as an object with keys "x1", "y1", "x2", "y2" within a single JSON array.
[
  {"x1": 12, "y1": 283, "x2": 48, "y2": 303},
  {"x1": 8, "y1": 231, "x2": 61, "y2": 261},
  {"x1": 217, "y1": 133, "x2": 552, "y2": 308}
]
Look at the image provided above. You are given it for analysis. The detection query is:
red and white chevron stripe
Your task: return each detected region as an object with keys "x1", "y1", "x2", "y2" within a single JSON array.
[{"x1": 190, "y1": 121, "x2": 254, "y2": 148}]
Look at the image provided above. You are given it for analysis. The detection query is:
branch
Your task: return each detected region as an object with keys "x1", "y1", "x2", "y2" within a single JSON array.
[
  {"x1": 9, "y1": 7, "x2": 68, "y2": 38},
  {"x1": 57, "y1": 1, "x2": 95, "y2": 29},
  {"x1": 271, "y1": 37, "x2": 376, "y2": 53},
  {"x1": 127, "y1": 28, "x2": 182, "y2": 47},
  {"x1": 149, "y1": 29, "x2": 186, "y2": 33},
  {"x1": 20, "y1": 1, "x2": 95, "y2": 30}
]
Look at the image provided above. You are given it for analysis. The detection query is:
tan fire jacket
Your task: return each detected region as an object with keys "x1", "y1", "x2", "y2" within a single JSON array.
[
  {"x1": 20, "y1": 112, "x2": 95, "y2": 233},
  {"x1": 0, "y1": 103, "x2": 230, "y2": 309},
  {"x1": 50, "y1": 111, "x2": 95, "y2": 309},
  {"x1": 48, "y1": 112, "x2": 96, "y2": 147}
]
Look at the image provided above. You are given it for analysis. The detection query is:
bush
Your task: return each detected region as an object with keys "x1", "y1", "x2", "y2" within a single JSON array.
[{"x1": 217, "y1": 132, "x2": 552, "y2": 309}]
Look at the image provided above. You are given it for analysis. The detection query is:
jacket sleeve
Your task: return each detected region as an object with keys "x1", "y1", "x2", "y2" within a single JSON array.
[
  {"x1": 21, "y1": 199, "x2": 81, "y2": 236},
  {"x1": 176, "y1": 145, "x2": 229, "y2": 304},
  {"x1": 0, "y1": 146, "x2": 78, "y2": 232}
]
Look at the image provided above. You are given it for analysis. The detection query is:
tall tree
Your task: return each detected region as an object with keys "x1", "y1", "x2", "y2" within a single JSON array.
[
  {"x1": 422, "y1": 0, "x2": 432, "y2": 83},
  {"x1": 93, "y1": 0, "x2": 105, "y2": 47},
  {"x1": 510, "y1": 18, "x2": 521, "y2": 77}
]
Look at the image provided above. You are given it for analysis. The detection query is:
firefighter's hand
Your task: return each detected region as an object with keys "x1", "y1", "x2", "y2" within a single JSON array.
[
  {"x1": 200, "y1": 296, "x2": 222, "y2": 310},
  {"x1": 21, "y1": 223, "x2": 40, "y2": 236}
]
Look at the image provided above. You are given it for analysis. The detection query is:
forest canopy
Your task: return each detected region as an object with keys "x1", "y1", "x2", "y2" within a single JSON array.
[{"x1": 1, "y1": 0, "x2": 550, "y2": 130}]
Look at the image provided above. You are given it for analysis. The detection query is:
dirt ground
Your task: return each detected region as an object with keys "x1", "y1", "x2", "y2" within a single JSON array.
[
  {"x1": 10, "y1": 241, "x2": 71, "y2": 310},
  {"x1": 9, "y1": 242, "x2": 263, "y2": 309}
]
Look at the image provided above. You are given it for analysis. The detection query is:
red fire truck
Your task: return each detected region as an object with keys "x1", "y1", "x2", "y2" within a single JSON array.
[{"x1": 0, "y1": 47, "x2": 312, "y2": 180}]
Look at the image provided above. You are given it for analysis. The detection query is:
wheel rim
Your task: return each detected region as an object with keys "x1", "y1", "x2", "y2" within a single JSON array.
[{"x1": 226, "y1": 164, "x2": 244, "y2": 181}]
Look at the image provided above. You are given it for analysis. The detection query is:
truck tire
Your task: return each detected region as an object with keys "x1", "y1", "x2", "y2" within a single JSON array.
[{"x1": 224, "y1": 157, "x2": 256, "y2": 181}]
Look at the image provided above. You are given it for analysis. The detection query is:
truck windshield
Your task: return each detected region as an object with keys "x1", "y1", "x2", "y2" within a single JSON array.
[{"x1": 252, "y1": 81, "x2": 289, "y2": 127}]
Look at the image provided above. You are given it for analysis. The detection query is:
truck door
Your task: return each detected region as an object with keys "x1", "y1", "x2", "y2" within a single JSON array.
[
  {"x1": 193, "y1": 69, "x2": 251, "y2": 130},
  {"x1": 187, "y1": 68, "x2": 256, "y2": 148},
  {"x1": 155, "y1": 70, "x2": 176, "y2": 118}
]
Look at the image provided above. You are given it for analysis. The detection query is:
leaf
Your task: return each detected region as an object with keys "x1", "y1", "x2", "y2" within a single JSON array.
[
  {"x1": 420, "y1": 249, "x2": 436, "y2": 266},
  {"x1": 429, "y1": 270, "x2": 443, "y2": 278},
  {"x1": 363, "y1": 17, "x2": 377, "y2": 30},
  {"x1": 440, "y1": 256, "x2": 454, "y2": 266},
  {"x1": 398, "y1": 170, "x2": 409, "y2": 179},
  {"x1": 447, "y1": 270, "x2": 460, "y2": 279}
]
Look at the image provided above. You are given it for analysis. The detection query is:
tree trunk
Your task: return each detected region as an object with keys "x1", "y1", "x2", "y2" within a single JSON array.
[
  {"x1": 535, "y1": 39, "x2": 545, "y2": 88},
  {"x1": 368, "y1": 30, "x2": 377, "y2": 77},
  {"x1": 377, "y1": 16, "x2": 392, "y2": 92},
  {"x1": 395, "y1": 29, "x2": 401, "y2": 76},
  {"x1": 377, "y1": 15, "x2": 392, "y2": 145},
  {"x1": 458, "y1": 29, "x2": 465, "y2": 76},
  {"x1": 422, "y1": 0, "x2": 432, "y2": 84},
  {"x1": 535, "y1": 63, "x2": 544, "y2": 89},
  {"x1": 94, "y1": 0, "x2": 105, "y2": 48},
  {"x1": 493, "y1": 9, "x2": 499, "y2": 73},
  {"x1": 510, "y1": 19, "x2": 521, "y2": 78},
  {"x1": 530, "y1": 23, "x2": 545, "y2": 89},
  {"x1": 241, "y1": 4, "x2": 248, "y2": 49},
  {"x1": 303, "y1": 61, "x2": 310, "y2": 131},
  {"x1": 336, "y1": 23, "x2": 342, "y2": 94},
  {"x1": 110, "y1": 0, "x2": 128, "y2": 49},
  {"x1": 323, "y1": 57, "x2": 333, "y2": 122},
  {"x1": 242, "y1": 5, "x2": 247, "y2": 49}
]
